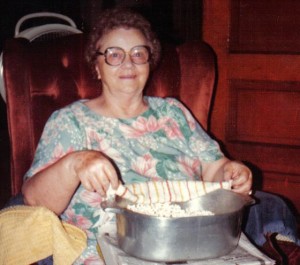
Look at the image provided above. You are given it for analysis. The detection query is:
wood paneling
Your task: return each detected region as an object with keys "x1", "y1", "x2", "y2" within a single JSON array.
[
  {"x1": 227, "y1": 80, "x2": 300, "y2": 146},
  {"x1": 203, "y1": 0, "x2": 300, "y2": 213},
  {"x1": 230, "y1": 0, "x2": 300, "y2": 54},
  {"x1": 226, "y1": 142, "x2": 300, "y2": 177},
  {"x1": 226, "y1": 141, "x2": 300, "y2": 212},
  {"x1": 263, "y1": 171, "x2": 300, "y2": 213}
]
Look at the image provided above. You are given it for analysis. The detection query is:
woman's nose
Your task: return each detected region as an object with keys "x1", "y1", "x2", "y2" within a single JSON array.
[{"x1": 120, "y1": 54, "x2": 134, "y2": 68}]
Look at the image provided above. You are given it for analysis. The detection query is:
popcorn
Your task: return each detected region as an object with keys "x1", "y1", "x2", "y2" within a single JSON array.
[{"x1": 127, "y1": 202, "x2": 214, "y2": 218}]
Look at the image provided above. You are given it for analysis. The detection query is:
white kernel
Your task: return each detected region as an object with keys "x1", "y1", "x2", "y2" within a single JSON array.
[{"x1": 127, "y1": 202, "x2": 214, "y2": 217}]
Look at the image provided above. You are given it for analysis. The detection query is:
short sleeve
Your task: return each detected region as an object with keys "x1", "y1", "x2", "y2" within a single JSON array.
[
  {"x1": 24, "y1": 108, "x2": 85, "y2": 179},
  {"x1": 166, "y1": 97, "x2": 224, "y2": 162}
]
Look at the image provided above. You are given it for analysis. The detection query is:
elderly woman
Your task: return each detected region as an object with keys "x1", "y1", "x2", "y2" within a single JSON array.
[{"x1": 20, "y1": 7, "x2": 288, "y2": 264}]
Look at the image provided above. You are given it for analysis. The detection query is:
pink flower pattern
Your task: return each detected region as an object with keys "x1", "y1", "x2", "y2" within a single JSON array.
[
  {"x1": 159, "y1": 117, "x2": 184, "y2": 139},
  {"x1": 167, "y1": 98, "x2": 196, "y2": 130},
  {"x1": 120, "y1": 114, "x2": 184, "y2": 140},
  {"x1": 119, "y1": 115, "x2": 161, "y2": 138},
  {"x1": 86, "y1": 129, "x2": 124, "y2": 163},
  {"x1": 131, "y1": 153, "x2": 159, "y2": 179},
  {"x1": 64, "y1": 208, "x2": 93, "y2": 231},
  {"x1": 31, "y1": 143, "x2": 74, "y2": 176},
  {"x1": 80, "y1": 190, "x2": 102, "y2": 207},
  {"x1": 83, "y1": 256, "x2": 104, "y2": 265},
  {"x1": 177, "y1": 156, "x2": 201, "y2": 179}
]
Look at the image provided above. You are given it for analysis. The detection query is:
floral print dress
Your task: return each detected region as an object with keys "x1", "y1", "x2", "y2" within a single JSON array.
[{"x1": 25, "y1": 96, "x2": 224, "y2": 264}]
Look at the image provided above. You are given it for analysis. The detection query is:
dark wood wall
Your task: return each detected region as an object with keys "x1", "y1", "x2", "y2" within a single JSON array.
[{"x1": 204, "y1": 0, "x2": 300, "y2": 214}]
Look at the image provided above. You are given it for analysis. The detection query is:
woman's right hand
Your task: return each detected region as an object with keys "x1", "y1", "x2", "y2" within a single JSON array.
[
  {"x1": 71, "y1": 150, "x2": 120, "y2": 197},
  {"x1": 22, "y1": 150, "x2": 119, "y2": 214}
]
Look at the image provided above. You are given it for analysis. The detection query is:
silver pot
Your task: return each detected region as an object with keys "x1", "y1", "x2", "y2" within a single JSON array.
[{"x1": 101, "y1": 189, "x2": 254, "y2": 262}]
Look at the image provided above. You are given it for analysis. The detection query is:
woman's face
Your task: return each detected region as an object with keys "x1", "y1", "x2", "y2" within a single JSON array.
[{"x1": 95, "y1": 28, "x2": 150, "y2": 97}]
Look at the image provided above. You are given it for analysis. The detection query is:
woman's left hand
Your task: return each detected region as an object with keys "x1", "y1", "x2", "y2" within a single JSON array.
[{"x1": 223, "y1": 161, "x2": 253, "y2": 195}]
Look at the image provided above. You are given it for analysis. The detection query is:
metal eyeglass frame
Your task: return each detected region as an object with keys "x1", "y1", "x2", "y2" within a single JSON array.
[{"x1": 95, "y1": 45, "x2": 151, "y2": 66}]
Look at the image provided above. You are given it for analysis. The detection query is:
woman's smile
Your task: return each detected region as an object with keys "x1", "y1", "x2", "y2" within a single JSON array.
[{"x1": 119, "y1": 74, "x2": 137, "y2": 79}]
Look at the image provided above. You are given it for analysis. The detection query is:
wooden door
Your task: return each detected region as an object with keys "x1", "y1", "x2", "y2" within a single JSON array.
[{"x1": 203, "y1": 0, "x2": 300, "y2": 214}]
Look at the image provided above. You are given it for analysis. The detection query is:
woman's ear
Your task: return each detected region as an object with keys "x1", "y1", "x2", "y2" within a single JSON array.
[{"x1": 95, "y1": 66, "x2": 101, "y2": 80}]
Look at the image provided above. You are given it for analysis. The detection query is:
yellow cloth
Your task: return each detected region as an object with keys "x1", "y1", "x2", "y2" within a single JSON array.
[{"x1": 0, "y1": 205, "x2": 87, "y2": 265}]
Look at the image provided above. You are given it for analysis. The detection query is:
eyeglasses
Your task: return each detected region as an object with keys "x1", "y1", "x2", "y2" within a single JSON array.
[{"x1": 95, "y1": 45, "x2": 151, "y2": 66}]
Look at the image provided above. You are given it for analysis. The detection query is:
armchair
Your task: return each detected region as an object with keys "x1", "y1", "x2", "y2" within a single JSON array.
[{"x1": 2, "y1": 33, "x2": 216, "y2": 195}]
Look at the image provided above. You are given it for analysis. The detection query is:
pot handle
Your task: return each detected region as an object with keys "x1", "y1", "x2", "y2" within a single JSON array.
[
  {"x1": 236, "y1": 192, "x2": 256, "y2": 207},
  {"x1": 101, "y1": 200, "x2": 125, "y2": 214}
]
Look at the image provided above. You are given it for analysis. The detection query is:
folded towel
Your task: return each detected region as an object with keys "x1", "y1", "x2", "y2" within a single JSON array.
[
  {"x1": 111, "y1": 180, "x2": 232, "y2": 204},
  {"x1": 0, "y1": 205, "x2": 87, "y2": 265}
]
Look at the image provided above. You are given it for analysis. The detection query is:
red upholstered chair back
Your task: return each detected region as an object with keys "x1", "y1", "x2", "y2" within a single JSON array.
[{"x1": 3, "y1": 33, "x2": 216, "y2": 195}]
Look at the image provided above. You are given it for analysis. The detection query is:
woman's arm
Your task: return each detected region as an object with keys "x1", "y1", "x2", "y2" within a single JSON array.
[
  {"x1": 202, "y1": 157, "x2": 253, "y2": 195},
  {"x1": 21, "y1": 106, "x2": 120, "y2": 215},
  {"x1": 22, "y1": 150, "x2": 119, "y2": 215},
  {"x1": 168, "y1": 99, "x2": 252, "y2": 194}
]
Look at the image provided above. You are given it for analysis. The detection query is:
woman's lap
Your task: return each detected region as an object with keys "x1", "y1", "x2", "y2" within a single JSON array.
[{"x1": 243, "y1": 190, "x2": 300, "y2": 246}]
